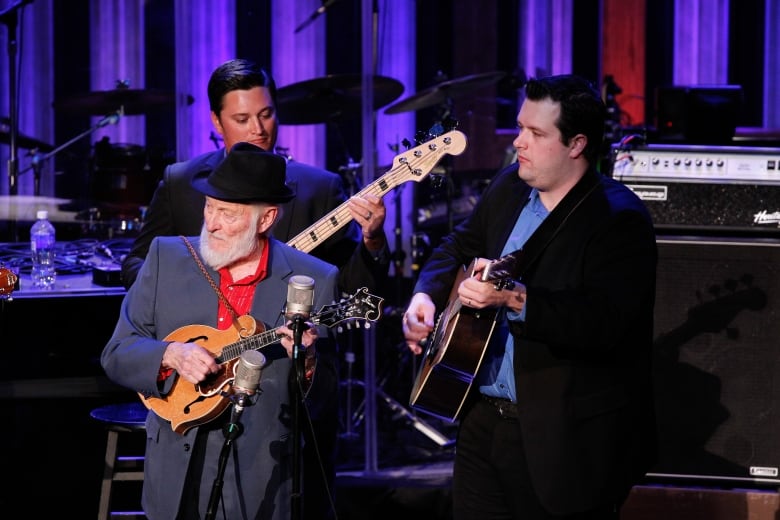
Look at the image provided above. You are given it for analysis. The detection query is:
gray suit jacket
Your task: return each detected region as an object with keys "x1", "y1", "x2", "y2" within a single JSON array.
[{"x1": 102, "y1": 235, "x2": 340, "y2": 520}]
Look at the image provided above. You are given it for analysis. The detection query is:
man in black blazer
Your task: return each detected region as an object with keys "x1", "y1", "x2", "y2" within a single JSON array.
[
  {"x1": 121, "y1": 59, "x2": 389, "y2": 294},
  {"x1": 403, "y1": 75, "x2": 657, "y2": 519},
  {"x1": 121, "y1": 59, "x2": 390, "y2": 520}
]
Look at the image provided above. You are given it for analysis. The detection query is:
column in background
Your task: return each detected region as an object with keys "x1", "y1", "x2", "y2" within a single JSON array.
[{"x1": 174, "y1": 0, "x2": 236, "y2": 161}]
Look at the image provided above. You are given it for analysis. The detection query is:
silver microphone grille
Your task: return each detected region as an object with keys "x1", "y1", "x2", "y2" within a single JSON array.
[
  {"x1": 233, "y1": 350, "x2": 266, "y2": 395},
  {"x1": 286, "y1": 275, "x2": 315, "y2": 318}
]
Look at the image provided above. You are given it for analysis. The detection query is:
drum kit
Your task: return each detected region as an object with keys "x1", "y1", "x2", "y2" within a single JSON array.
[
  {"x1": 1, "y1": 71, "x2": 507, "y2": 239},
  {"x1": 275, "y1": 70, "x2": 508, "y2": 123},
  {"x1": 0, "y1": 86, "x2": 192, "y2": 238},
  {"x1": 275, "y1": 70, "x2": 508, "y2": 197}
]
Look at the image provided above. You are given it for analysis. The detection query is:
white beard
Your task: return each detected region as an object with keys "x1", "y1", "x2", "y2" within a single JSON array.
[{"x1": 198, "y1": 224, "x2": 261, "y2": 270}]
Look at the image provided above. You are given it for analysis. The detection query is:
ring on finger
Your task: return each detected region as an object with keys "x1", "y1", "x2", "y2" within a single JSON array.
[{"x1": 366, "y1": 211, "x2": 372, "y2": 220}]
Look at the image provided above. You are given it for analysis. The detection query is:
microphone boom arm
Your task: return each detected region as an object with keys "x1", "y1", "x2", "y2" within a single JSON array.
[{"x1": 294, "y1": 0, "x2": 342, "y2": 33}]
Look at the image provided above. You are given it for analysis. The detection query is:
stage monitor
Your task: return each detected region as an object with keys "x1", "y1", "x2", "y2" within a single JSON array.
[{"x1": 655, "y1": 85, "x2": 744, "y2": 145}]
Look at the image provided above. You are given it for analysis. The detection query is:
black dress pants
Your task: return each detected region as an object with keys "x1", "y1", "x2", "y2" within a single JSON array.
[{"x1": 452, "y1": 398, "x2": 620, "y2": 520}]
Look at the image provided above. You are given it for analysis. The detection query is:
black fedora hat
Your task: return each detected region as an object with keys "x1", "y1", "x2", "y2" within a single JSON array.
[{"x1": 192, "y1": 142, "x2": 295, "y2": 203}]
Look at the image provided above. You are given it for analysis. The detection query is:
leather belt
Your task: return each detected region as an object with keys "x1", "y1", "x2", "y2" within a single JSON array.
[{"x1": 481, "y1": 394, "x2": 519, "y2": 420}]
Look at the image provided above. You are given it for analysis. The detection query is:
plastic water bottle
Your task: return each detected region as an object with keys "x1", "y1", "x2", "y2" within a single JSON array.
[{"x1": 30, "y1": 210, "x2": 57, "y2": 289}]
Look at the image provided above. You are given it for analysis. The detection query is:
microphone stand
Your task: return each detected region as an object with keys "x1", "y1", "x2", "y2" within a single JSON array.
[
  {"x1": 294, "y1": 0, "x2": 342, "y2": 34},
  {"x1": 204, "y1": 392, "x2": 249, "y2": 520},
  {"x1": 290, "y1": 314, "x2": 308, "y2": 520},
  {"x1": 0, "y1": 0, "x2": 32, "y2": 198},
  {"x1": 19, "y1": 115, "x2": 118, "y2": 197}
]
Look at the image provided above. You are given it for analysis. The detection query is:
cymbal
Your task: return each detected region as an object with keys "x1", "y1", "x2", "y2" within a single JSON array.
[
  {"x1": 384, "y1": 71, "x2": 507, "y2": 115},
  {"x1": 276, "y1": 74, "x2": 404, "y2": 125},
  {"x1": 53, "y1": 88, "x2": 195, "y2": 116},
  {"x1": 0, "y1": 118, "x2": 54, "y2": 151}
]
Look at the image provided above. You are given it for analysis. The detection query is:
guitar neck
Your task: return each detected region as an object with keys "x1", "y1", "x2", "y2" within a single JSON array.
[
  {"x1": 286, "y1": 129, "x2": 467, "y2": 253},
  {"x1": 215, "y1": 327, "x2": 282, "y2": 363},
  {"x1": 287, "y1": 172, "x2": 397, "y2": 253},
  {"x1": 213, "y1": 288, "x2": 385, "y2": 361}
]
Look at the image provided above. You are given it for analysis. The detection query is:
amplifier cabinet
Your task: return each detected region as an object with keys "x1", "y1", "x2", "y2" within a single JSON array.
[
  {"x1": 649, "y1": 236, "x2": 780, "y2": 486},
  {"x1": 611, "y1": 144, "x2": 780, "y2": 236}
]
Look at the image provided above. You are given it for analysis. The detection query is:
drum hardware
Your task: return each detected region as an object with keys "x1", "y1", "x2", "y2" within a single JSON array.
[
  {"x1": 295, "y1": 0, "x2": 341, "y2": 33},
  {"x1": 339, "y1": 336, "x2": 454, "y2": 448},
  {"x1": 16, "y1": 110, "x2": 123, "y2": 197},
  {"x1": 209, "y1": 131, "x2": 223, "y2": 150},
  {"x1": 1, "y1": 0, "x2": 34, "y2": 197},
  {"x1": 410, "y1": 232, "x2": 431, "y2": 277},
  {"x1": 273, "y1": 146, "x2": 293, "y2": 161},
  {"x1": 338, "y1": 159, "x2": 364, "y2": 196},
  {"x1": 88, "y1": 136, "x2": 171, "y2": 231},
  {"x1": 75, "y1": 205, "x2": 144, "y2": 240},
  {"x1": 384, "y1": 71, "x2": 507, "y2": 115},
  {"x1": 275, "y1": 74, "x2": 404, "y2": 201},
  {"x1": 275, "y1": 73, "x2": 404, "y2": 125},
  {"x1": 53, "y1": 84, "x2": 194, "y2": 116},
  {"x1": 0, "y1": 117, "x2": 54, "y2": 152}
]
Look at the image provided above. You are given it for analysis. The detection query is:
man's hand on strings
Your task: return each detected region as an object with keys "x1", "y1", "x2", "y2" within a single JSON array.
[
  {"x1": 403, "y1": 292, "x2": 436, "y2": 355},
  {"x1": 459, "y1": 257, "x2": 527, "y2": 313}
]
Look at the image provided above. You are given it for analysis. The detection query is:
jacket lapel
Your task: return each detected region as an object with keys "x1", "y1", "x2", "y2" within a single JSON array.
[{"x1": 512, "y1": 169, "x2": 601, "y2": 278}]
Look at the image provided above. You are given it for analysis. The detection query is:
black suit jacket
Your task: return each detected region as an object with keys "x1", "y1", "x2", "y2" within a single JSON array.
[
  {"x1": 121, "y1": 149, "x2": 389, "y2": 293},
  {"x1": 414, "y1": 165, "x2": 658, "y2": 514}
]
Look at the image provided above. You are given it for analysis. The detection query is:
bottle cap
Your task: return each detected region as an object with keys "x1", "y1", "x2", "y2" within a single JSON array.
[{"x1": 36, "y1": 210, "x2": 48, "y2": 220}]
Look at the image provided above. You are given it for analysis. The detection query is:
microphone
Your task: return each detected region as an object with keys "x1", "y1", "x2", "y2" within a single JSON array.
[
  {"x1": 294, "y1": 0, "x2": 341, "y2": 34},
  {"x1": 234, "y1": 350, "x2": 266, "y2": 395},
  {"x1": 285, "y1": 275, "x2": 315, "y2": 320},
  {"x1": 96, "y1": 108, "x2": 123, "y2": 128},
  {"x1": 285, "y1": 275, "x2": 315, "y2": 359},
  {"x1": 230, "y1": 350, "x2": 266, "y2": 425}
]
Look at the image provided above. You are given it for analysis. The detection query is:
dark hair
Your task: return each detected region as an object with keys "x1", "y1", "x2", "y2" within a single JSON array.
[
  {"x1": 524, "y1": 74, "x2": 606, "y2": 165},
  {"x1": 207, "y1": 59, "x2": 277, "y2": 115}
]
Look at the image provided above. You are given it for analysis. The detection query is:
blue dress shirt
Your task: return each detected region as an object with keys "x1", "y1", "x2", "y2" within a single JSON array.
[{"x1": 478, "y1": 188, "x2": 548, "y2": 402}]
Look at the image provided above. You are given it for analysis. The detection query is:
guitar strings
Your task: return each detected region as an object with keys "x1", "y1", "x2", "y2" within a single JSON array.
[{"x1": 287, "y1": 134, "x2": 459, "y2": 253}]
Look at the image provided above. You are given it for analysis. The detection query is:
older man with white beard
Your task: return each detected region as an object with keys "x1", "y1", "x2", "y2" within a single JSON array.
[{"x1": 101, "y1": 142, "x2": 340, "y2": 520}]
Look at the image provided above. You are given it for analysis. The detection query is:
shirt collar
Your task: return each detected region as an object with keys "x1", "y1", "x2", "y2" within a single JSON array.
[{"x1": 217, "y1": 237, "x2": 270, "y2": 285}]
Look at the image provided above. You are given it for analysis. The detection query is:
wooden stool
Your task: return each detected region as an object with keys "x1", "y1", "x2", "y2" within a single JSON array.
[{"x1": 90, "y1": 402, "x2": 148, "y2": 520}]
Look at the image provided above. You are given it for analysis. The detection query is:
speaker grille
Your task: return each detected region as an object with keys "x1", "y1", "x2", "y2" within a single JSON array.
[{"x1": 650, "y1": 237, "x2": 780, "y2": 485}]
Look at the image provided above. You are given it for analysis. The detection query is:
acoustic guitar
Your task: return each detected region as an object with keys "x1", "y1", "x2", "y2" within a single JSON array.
[
  {"x1": 409, "y1": 252, "x2": 521, "y2": 422},
  {"x1": 139, "y1": 287, "x2": 383, "y2": 434}
]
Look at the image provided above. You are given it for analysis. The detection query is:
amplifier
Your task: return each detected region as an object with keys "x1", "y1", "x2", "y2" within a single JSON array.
[{"x1": 611, "y1": 144, "x2": 780, "y2": 235}]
